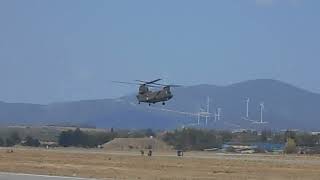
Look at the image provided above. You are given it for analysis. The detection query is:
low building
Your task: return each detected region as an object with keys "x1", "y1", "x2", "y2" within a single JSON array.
[{"x1": 223, "y1": 142, "x2": 284, "y2": 153}]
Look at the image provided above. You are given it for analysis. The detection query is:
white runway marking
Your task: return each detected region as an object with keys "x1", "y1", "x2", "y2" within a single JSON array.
[{"x1": 0, "y1": 172, "x2": 98, "y2": 180}]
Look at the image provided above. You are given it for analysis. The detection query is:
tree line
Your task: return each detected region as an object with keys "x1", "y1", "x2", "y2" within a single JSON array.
[
  {"x1": 1, "y1": 128, "x2": 319, "y2": 152},
  {"x1": 162, "y1": 128, "x2": 320, "y2": 151},
  {"x1": 58, "y1": 128, "x2": 117, "y2": 148},
  {"x1": 58, "y1": 128, "x2": 156, "y2": 148},
  {"x1": 0, "y1": 128, "x2": 157, "y2": 148},
  {"x1": 162, "y1": 129, "x2": 231, "y2": 151},
  {"x1": 0, "y1": 132, "x2": 41, "y2": 147}
]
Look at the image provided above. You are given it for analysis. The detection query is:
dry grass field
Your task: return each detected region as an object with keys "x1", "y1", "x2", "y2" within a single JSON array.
[{"x1": 0, "y1": 148, "x2": 320, "y2": 180}]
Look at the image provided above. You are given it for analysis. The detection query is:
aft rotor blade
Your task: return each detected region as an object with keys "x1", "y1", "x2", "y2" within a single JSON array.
[
  {"x1": 151, "y1": 83, "x2": 182, "y2": 87},
  {"x1": 167, "y1": 85, "x2": 182, "y2": 87},
  {"x1": 112, "y1": 81, "x2": 141, "y2": 86},
  {"x1": 112, "y1": 81, "x2": 160, "y2": 88}
]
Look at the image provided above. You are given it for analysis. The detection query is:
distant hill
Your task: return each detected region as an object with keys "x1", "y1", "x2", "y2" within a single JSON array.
[{"x1": 1, "y1": 79, "x2": 320, "y2": 130}]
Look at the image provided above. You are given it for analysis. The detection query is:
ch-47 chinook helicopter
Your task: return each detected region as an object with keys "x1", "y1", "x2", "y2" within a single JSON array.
[{"x1": 113, "y1": 79, "x2": 181, "y2": 106}]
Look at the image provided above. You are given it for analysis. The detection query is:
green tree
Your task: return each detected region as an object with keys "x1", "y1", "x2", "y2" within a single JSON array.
[
  {"x1": 284, "y1": 138, "x2": 297, "y2": 154},
  {"x1": 10, "y1": 132, "x2": 21, "y2": 144},
  {"x1": 58, "y1": 128, "x2": 115, "y2": 148},
  {"x1": 58, "y1": 130, "x2": 73, "y2": 147},
  {"x1": 219, "y1": 131, "x2": 232, "y2": 143},
  {"x1": 162, "y1": 129, "x2": 223, "y2": 151},
  {"x1": 145, "y1": 129, "x2": 156, "y2": 137},
  {"x1": 0, "y1": 138, "x2": 4, "y2": 146},
  {"x1": 284, "y1": 130, "x2": 296, "y2": 141},
  {"x1": 271, "y1": 132, "x2": 285, "y2": 144},
  {"x1": 260, "y1": 129, "x2": 272, "y2": 142},
  {"x1": 5, "y1": 138, "x2": 15, "y2": 147},
  {"x1": 23, "y1": 136, "x2": 41, "y2": 147},
  {"x1": 72, "y1": 128, "x2": 88, "y2": 146},
  {"x1": 296, "y1": 133, "x2": 318, "y2": 147}
]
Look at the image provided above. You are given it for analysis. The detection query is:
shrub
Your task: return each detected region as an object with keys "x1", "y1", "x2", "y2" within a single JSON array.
[{"x1": 284, "y1": 138, "x2": 297, "y2": 154}]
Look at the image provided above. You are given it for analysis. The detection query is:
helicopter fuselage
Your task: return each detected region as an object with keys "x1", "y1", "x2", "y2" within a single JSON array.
[
  {"x1": 136, "y1": 86, "x2": 173, "y2": 105},
  {"x1": 113, "y1": 79, "x2": 178, "y2": 105}
]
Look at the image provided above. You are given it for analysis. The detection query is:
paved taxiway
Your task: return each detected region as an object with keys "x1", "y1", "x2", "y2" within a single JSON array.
[{"x1": 0, "y1": 172, "x2": 98, "y2": 180}]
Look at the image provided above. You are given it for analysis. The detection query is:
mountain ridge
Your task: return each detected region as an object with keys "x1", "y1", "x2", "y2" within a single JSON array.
[{"x1": 0, "y1": 79, "x2": 319, "y2": 130}]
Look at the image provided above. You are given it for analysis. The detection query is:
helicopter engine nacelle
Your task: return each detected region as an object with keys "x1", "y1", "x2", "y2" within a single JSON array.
[
  {"x1": 163, "y1": 86, "x2": 171, "y2": 94},
  {"x1": 139, "y1": 85, "x2": 149, "y2": 94}
]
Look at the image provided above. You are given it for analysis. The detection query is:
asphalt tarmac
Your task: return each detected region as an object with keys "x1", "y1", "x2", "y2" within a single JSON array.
[{"x1": 0, "y1": 172, "x2": 98, "y2": 180}]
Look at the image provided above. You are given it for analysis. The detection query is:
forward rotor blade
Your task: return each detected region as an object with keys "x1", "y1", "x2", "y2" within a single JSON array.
[
  {"x1": 135, "y1": 79, "x2": 162, "y2": 84},
  {"x1": 145, "y1": 84, "x2": 161, "y2": 88},
  {"x1": 134, "y1": 79, "x2": 181, "y2": 87},
  {"x1": 148, "y1": 78, "x2": 162, "y2": 84},
  {"x1": 135, "y1": 80, "x2": 147, "y2": 83}
]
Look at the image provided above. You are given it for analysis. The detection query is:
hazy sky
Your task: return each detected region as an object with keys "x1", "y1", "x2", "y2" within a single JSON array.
[{"x1": 0, "y1": 0, "x2": 319, "y2": 104}]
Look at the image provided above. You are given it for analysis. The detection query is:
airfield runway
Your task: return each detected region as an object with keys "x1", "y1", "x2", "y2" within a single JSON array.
[{"x1": 0, "y1": 172, "x2": 96, "y2": 180}]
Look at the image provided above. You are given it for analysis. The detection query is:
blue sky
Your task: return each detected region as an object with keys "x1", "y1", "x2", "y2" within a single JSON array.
[{"x1": 0, "y1": 0, "x2": 319, "y2": 103}]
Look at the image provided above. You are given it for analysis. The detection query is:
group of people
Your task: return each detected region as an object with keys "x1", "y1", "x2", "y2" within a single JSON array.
[
  {"x1": 140, "y1": 149, "x2": 153, "y2": 156},
  {"x1": 140, "y1": 149, "x2": 184, "y2": 157}
]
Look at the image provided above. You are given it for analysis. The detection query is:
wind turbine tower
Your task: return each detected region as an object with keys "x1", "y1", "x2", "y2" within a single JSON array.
[
  {"x1": 205, "y1": 96, "x2": 210, "y2": 125},
  {"x1": 217, "y1": 108, "x2": 222, "y2": 121},
  {"x1": 215, "y1": 108, "x2": 222, "y2": 122},
  {"x1": 252, "y1": 102, "x2": 268, "y2": 124},
  {"x1": 214, "y1": 108, "x2": 221, "y2": 122},
  {"x1": 246, "y1": 98, "x2": 250, "y2": 118},
  {"x1": 260, "y1": 102, "x2": 264, "y2": 123}
]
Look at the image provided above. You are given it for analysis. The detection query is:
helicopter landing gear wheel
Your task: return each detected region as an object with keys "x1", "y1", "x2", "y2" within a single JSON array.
[{"x1": 162, "y1": 102, "x2": 165, "y2": 105}]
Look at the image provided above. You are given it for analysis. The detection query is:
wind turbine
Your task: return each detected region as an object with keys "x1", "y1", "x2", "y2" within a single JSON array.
[
  {"x1": 260, "y1": 102, "x2": 264, "y2": 123},
  {"x1": 214, "y1": 108, "x2": 222, "y2": 122},
  {"x1": 253, "y1": 102, "x2": 268, "y2": 124},
  {"x1": 242, "y1": 97, "x2": 255, "y2": 122},
  {"x1": 217, "y1": 108, "x2": 221, "y2": 121},
  {"x1": 206, "y1": 96, "x2": 210, "y2": 125},
  {"x1": 246, "y1": 98, "x2": 250, "y2": 118},
  {"x1": 197, "y1": 96, "x2": 211, "y2": 125}
]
